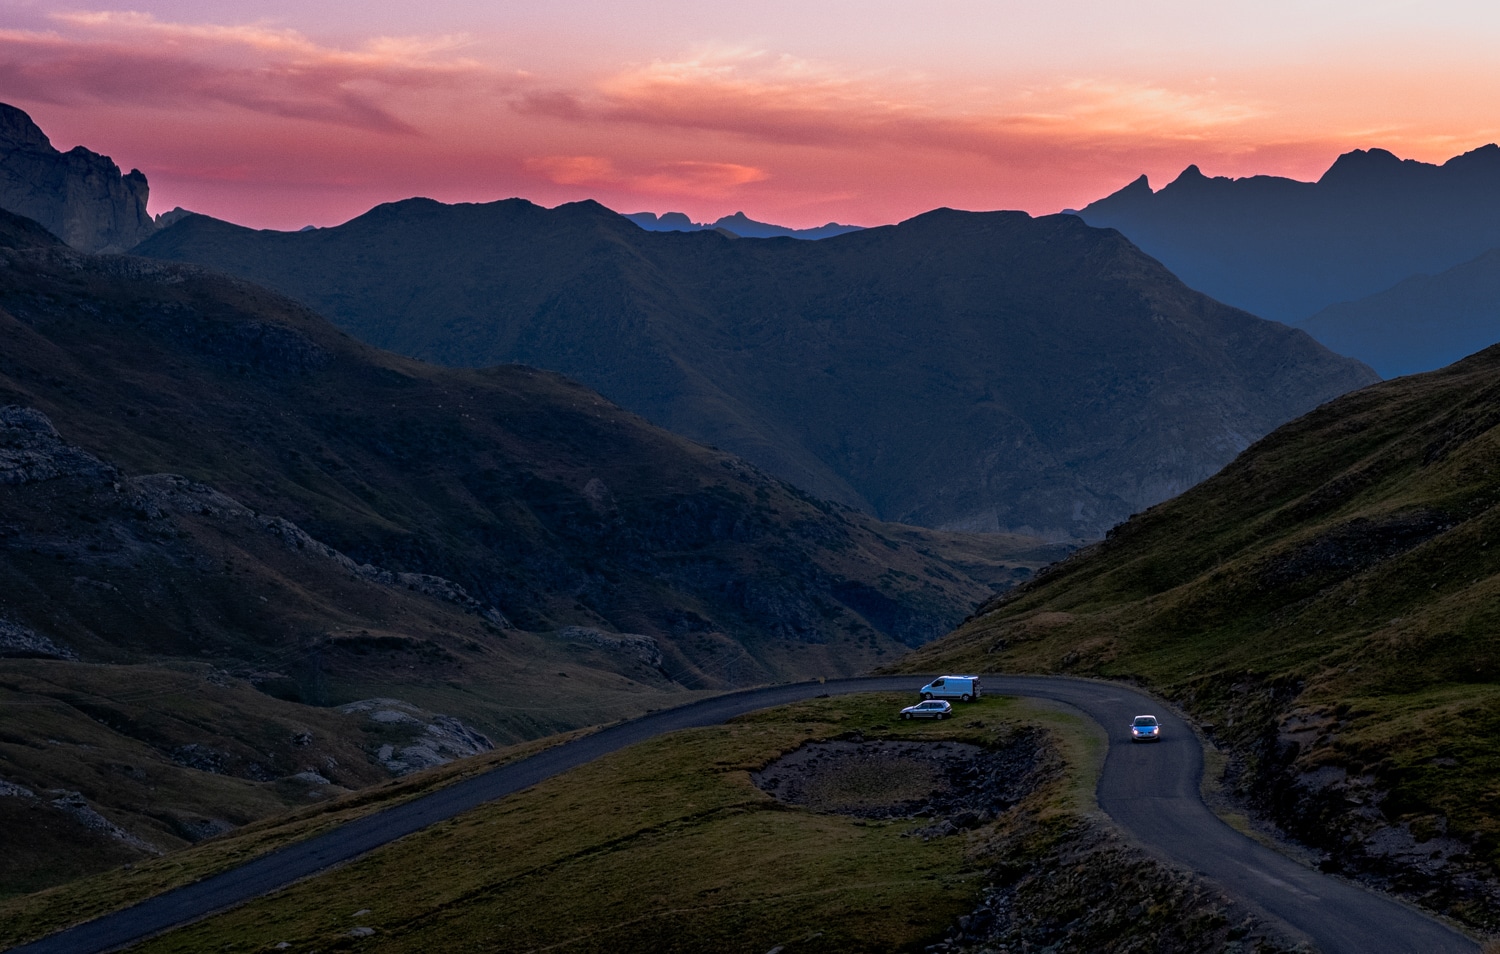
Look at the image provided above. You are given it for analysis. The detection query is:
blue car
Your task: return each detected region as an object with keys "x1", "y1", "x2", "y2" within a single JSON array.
[{"x1": 1130, "y1": 715, "x2": 1161, "y2": 742}]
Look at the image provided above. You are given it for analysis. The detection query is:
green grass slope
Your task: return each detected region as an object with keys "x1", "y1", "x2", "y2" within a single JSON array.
[
  {"x1": 903, "y1": 344, "x2": 1500, "y2": 930},
  {"x1": 136, "y1": 200, "x2": 1376, "y2": 539}
]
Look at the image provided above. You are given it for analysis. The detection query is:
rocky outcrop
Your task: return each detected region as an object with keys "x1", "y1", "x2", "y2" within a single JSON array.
[
  {"x1": 47, "y1": 790, "x2": 161, "y2": 855},
  {"x1": 0, "y1": 406, "x2": 117, "y2": 486},
  {"x1": 338, "y1": 699, "x2": 494, "y2": 775},
  {"x1": 558, "y1": 626, "x2": 663, "y2": 667},
  {"x1": 1238, "y1": 704, "x2": 1500, "y2": 929},
  {"x1": 0, "y1": 102, "x2": 154, "y2": 253},
  {"x1": 0, "y1": 619, "x2": 77, "y2": 660},
  {"x1": 121, "y1": 472, "x2": 509, "y2": 624},
  {"x1": 936, "y1": 819, "x2": 1305, "y2": 954}
]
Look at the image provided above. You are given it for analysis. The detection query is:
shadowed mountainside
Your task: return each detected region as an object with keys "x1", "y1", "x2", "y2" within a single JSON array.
[
  {"x1": 903, "y1": 340, "x2": 1500, "y2": 932},
  {"x1": 1080, "y1": 144, "x2": 1500, "y2": 345},
  {"x1": 136, "y1": 199, "x2": 1376, "y2": 540}
]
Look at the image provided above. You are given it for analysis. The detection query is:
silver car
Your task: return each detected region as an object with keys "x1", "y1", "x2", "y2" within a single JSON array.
[
  {"x1": 1130, "y1": 714, "x2": 1161, "y2": 742},
  {"x1": 900, "y1": 700, "x2": 953, "y2": 720}
]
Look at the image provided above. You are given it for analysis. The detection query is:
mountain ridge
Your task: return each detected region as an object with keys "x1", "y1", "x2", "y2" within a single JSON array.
[
  {"x1": 625, "y1": 209, "x2": 863, "y2": 239},
  {"x1": 1302, "y1": 247, "x2": 1500, "y2": 378},
  {"x1": 1079, "y1": 143, "x2": 1500, "y2": 335},
  {"x1": 136, "y1": 197, "x2": 1378, "y2": 540}
]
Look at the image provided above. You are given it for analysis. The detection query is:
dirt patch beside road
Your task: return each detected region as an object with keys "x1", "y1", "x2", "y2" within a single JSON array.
[{"x1": 752, "y1": 729, "x2": 1048, "y2": 828}]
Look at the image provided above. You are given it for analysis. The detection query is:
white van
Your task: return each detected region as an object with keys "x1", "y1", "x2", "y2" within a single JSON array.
[{"x1": 919, "y1": 675, "x2": 982, "y2": 702}]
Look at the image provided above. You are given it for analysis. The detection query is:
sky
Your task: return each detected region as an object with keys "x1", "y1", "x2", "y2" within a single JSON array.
[{"x1": 3, "y1": 0, "x2": 1500, "y2": 230}]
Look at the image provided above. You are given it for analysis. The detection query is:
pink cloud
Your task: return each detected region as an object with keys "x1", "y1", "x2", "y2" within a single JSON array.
[
  {"x1": 516, "y1": 47, "x2": 1269, "y2": 162},
  {"x1": 0, "y1": 13, "x2": 508, "y2": 134},
  {"x1": 524, "y1": 155, "x2": 619, "y2": 185},
  {"x1": 525, "y1": 154, "x2": 767, "y2": 197}
]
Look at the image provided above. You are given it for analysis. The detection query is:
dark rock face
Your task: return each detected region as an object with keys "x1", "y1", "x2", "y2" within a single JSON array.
[
  {"x1": 938, "y1": 820, "x2": 1302, "y2": 954},
  {"x1": 1220, "y1": 700, "x2": 1500, "y2": 932},
  {"x1": 0, "y1": 103, "x2": 154, "y2": 253}
]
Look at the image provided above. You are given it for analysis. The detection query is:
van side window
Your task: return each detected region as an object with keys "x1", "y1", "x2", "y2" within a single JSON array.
[{"x1": 931, "y1": 679, "x2": 944, "y2": 686}]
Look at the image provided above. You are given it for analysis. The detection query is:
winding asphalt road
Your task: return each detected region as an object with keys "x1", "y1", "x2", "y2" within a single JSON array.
[{"x1": 9, "y1": 675, "x2": 1479, "y2": 954}]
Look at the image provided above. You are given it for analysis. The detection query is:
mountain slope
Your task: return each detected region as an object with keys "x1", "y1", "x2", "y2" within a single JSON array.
[
  {"x1": 0, "y1": 208, "x2": 1057, "y2": 895},
  {"x1": 1302, "y1": 247, "x2": 1500, "y2": 378},
  {"x1": 135, "y1": 199, "x2": 1376, "y2": 539},
  {"x1": 1079, "y1": 145, "x2": 1500, "y2": 334},
  {"x1": 903, "y1": 342, "x2": 1500, "y2": 930}
]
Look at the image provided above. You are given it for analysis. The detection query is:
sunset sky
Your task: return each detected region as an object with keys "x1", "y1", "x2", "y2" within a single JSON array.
[{"x1": 4, "y1": 1, "x2": 1500, "y2": 230}]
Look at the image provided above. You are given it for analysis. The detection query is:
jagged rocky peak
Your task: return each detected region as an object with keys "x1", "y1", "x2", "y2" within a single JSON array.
[
  {"x1": 0, "y1": 102, "x2": 155, "y2": 253},
  {"x1": 0, "y1": 103, "x2": 51, "y2": 151}
]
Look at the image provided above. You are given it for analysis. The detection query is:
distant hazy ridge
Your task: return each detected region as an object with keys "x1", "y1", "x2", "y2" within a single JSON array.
[{"x1": 1082, "y1": 145, "x2": 1500, "y2": 376}]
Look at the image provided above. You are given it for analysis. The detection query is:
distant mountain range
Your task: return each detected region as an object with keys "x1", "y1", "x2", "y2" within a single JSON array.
[
  {"x1": 1080, "y1": 145, "x2": 1500, "y2": 374},
  {"x1": 137, "y1": 200, "x2": 1376, "y2": 540},
  {"x1": 1081, "y1": 145, "x2": 1500, "y2": 325},
  {"x1": 625, "y1": 210, "x2": 863, "y2": 240}
]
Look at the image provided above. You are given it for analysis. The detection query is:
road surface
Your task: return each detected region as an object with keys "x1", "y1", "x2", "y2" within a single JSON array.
[{"x1": 8, "y1": 675, "x2": 1478, "y2": 953}]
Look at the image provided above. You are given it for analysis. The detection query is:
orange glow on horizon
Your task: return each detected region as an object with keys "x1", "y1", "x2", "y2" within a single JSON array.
[{"x1": 5, "y1": 6, "x2": 1500, "y2": 230}]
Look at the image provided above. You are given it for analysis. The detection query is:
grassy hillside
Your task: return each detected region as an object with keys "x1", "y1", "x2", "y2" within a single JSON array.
[
  {"x1": 137, "y1": 200, "x2": 1376, "y2": 539},
  {"x1": 903, "y1": 344, "x2": 1500, "y2": 930}
]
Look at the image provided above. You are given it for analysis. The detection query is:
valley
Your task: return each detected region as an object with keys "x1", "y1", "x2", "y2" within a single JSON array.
[
  {"x1": 905, "y1": 340, "x2": 1500, "y2": 933},
  {"x1": 3, "y1": 683, "x2": 1320, "y2": 954},
  {"x1": 0, "y1": 204, "x2": 1054, "y2": 899},
  {"x1": 2, "y1": 90, "x2": 1499, "y2": 953}
]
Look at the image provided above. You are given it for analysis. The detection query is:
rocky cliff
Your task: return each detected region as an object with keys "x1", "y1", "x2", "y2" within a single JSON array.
[{"x1": 0, "y1": 103, "x2": 154, "y2": 253}]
